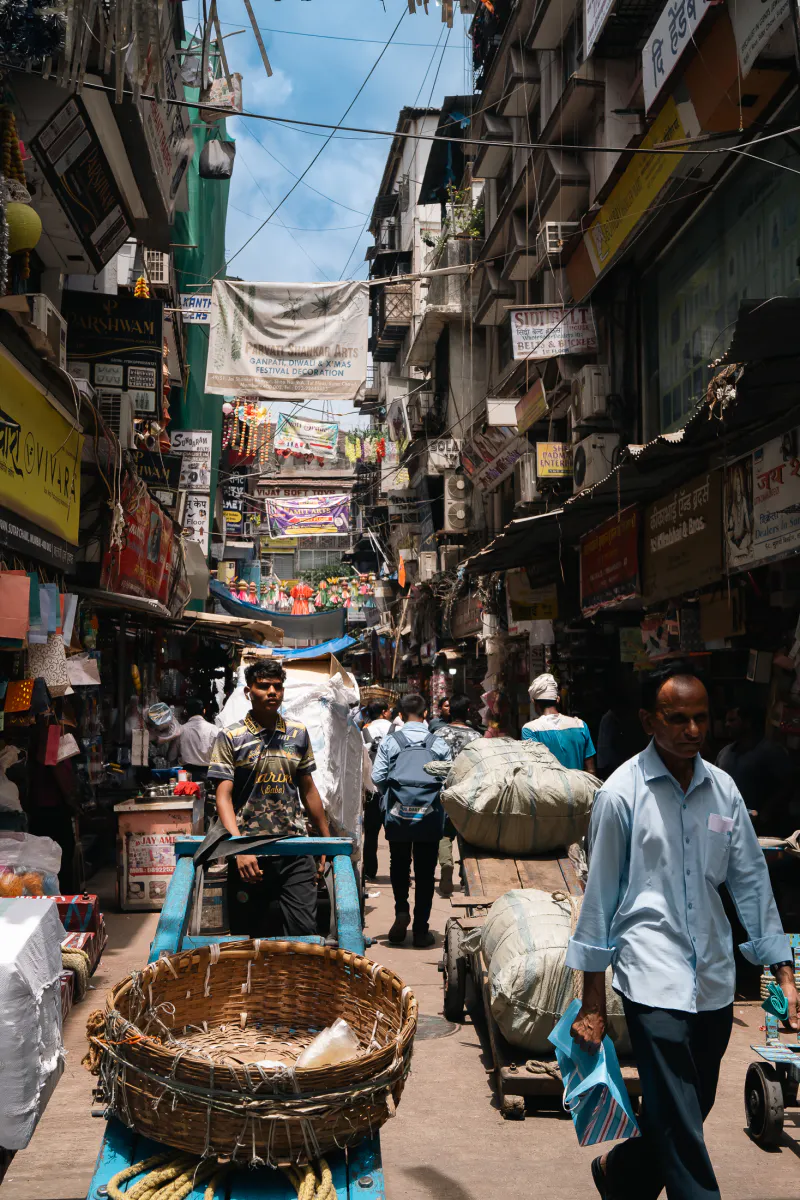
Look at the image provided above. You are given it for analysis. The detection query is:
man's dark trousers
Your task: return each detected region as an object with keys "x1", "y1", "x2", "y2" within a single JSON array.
[
  {"x1": 227, "y1": 854, "x2": 317, "y2": 937},
  {"x1": 362, "y1": 791, "x2": 383, "y2": 878},
  {"x1": 606, "y1": 999, "x2": 733, "y2": 1200},
  {"x1": 388, "y1": 840, "x2": 438, "y2": 933}
]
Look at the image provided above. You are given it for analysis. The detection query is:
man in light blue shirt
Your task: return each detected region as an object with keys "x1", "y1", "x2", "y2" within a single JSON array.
[{"x1": 566, "y1": 664, "x2": 797, "y2": 1200}]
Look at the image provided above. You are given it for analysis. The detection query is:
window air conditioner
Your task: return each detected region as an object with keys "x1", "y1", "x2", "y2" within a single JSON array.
[
  {"x1": 443, "y1": 471, "x2": 472, "y2": 533},
  {"x1": 97, "y1": 390, "x2": 135, "y2": 450},
  {"x1": 536, "y1": 221, "x2": 580, "y2": 263},
  {"x1": 23, "y1": 294, "x2": 67, "y2": 369},
  {"x1": 418, "y1": 550, "x2": 438, "y2": 581},
  {"x1": 571, "y1": 364, "x2": 610, "y2": 426},
  {"x1": 572, "y1": 433, "x2": 620, "y2": 494},
  {"x1": 439, "y1": 544, "x2": 464, "y2": 571},
  {"x1": 144, "y1": 249, "x2": 170, "y2": 286},
  {"x1": 514, "y1": 453, "x2": 541, "y2": 504}
]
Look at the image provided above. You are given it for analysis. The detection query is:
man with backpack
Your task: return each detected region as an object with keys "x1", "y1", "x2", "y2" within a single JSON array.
[
  {"x1": 371, "y1": 693, "x2": 451, "y2": 947},
  {"x1": 361, "y1": 701, "x2": 394, "y2": 880}
]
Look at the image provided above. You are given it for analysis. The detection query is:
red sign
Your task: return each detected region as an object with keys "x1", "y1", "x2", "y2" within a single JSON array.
[
  {"x1": 101, "y1": 475, "x2": 181, "y2": 609},
  {"x1": 580, "y1": 506, "x2": 641, "y2": 616}
]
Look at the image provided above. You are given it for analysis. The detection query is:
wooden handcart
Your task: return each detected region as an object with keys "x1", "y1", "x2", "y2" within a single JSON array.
[
  {"x1": 85, "y1": 836, "x2": 385, "y2": 1200},
  {"x1": 442, "y1": 833, "x2": 642, "y2": 1120}
]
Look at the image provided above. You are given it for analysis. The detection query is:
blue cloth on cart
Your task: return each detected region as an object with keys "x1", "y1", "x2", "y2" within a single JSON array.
[{"x1": 548, "y1": 998, "x2": 640, "y2": 1146}]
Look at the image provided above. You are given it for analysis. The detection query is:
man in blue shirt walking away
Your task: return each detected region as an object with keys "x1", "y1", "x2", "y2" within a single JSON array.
[
  {"x1": 522, "y1": 672, "x2": 596, "y2": 773},
  {"x1": 566, "y1": 663, "x2": 798, "y2": 1200}
]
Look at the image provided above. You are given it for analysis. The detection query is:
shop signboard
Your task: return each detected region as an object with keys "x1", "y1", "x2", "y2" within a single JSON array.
[
  {"x1": 515, "y1": 378, "x2": 548, "y2": 434},
  {"x1": 261, "y1": 536, "x2": 299, "y2": 552},
  {"x1": 170, "y1": 430, "x2": 213, "y2": 491},
  {"x1": 223, "y1": 506, "x2": 244, "y2": 537},
  {"x1": 100, "y1": 473, "x2": 179, "y2": 606},
  {"x1": 450, "y1": 593, "x2": 482, "y2": 638},
  {"x1": 507, "y1": 571, "x2": 558, "y2": 620},
  {"x1": 643, "y1": 0, "x2": 713, "y2": 112},
  {"x1": 265, "y1": 494, "x2": 351, "y2": 538},
  {"x1": 139, "y1": 34, "x2": 193, "y2": 216},
  {"x1": 462, "y1": 426, "x2": 527, "y2": 491},
  {"x1": 510, "y1": 307, "x2": 597, "y2": 360},
  {"x1": 30, "y1": 96, "x2": 133, "y2": 270},
  {"x1": 586, "y1": 0, "x2": 616, "y2": 55},
  {"x1": 63, "y1": 292, "x2": 163, "y2": 405},
  {"x1": 536, "y1": 442, "x2": 573, "y2": 478},
  {"x1": 125, "y1": 832, "x2": 176, "y2": 906},
  {"x1": 642, "y1": 470, "x2": 722, "y2": 603},
  {"x1": 205, "y1": 280, "x2": 369, "y2": 401},
  {"x1": 180, "y1": 294, "x2": 212, "y2": 323},
  {"x1": 183, "y1": 493, "x2": 211, "y2": 550},
  {"x1": 730, "y1": 0, "x2": 790, "y2": 75},
  {"x1": 724, "y1": 429, "x2": 800, "y2": 571},
  {"x1": 0, "y1": 348, "x2": 83, "y2": 548},
  {"x1": 580, "y1": 506, "x2": 641, "y2": 616},
  {"x1": 130, "y1": 450, "x2": 182, "y2": 491},
  {"x1": 274, "y1": 415, "x2": 339, "y2": 460}
]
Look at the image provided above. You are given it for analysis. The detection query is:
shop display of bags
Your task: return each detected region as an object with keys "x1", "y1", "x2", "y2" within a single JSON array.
[
  {"x1": 441, "y1": 739, "x2": 600, "y2": 855},
  {"x1": 479, "y1": 889, "x2": 630, "y2": 1056}
]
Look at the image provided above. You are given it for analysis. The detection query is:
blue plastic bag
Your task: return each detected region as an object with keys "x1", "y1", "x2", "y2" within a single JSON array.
[{"x1": 548, "y1": 997, "x2": 640, "y2": 1146}]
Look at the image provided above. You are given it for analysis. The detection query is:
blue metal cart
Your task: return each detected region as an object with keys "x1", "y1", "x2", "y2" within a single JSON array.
[
  {"x1": 745, "y1": 934, "x2": 800, "y2": 1147},
  {"x1": 85, "y1": 836, "x2": 386, "y2": 1199}
]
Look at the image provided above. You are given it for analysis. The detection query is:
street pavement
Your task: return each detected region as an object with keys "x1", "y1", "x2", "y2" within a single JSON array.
[{"x1": 4, "y1": 852, "x2": 798, "y2": 1200}]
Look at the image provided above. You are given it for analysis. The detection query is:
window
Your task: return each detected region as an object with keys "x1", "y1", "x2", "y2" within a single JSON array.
[
  {"x1": 270, "y1": 554, "x2": 296, "y2": 580},
  {"x1": 296, "y1": 550, "x2": 344, "y2": 571}
]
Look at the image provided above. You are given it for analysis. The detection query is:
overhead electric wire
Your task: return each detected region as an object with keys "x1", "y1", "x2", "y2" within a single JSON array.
[
  {"x1": 238, "y1": 124, "x2": 371, "y2": 215},
  {"x1": 217, "y1": 19, "x2": 465, "y2": 50},
  {"x1": 217, "y1": 7, "x2": 409, "y2": 276}
]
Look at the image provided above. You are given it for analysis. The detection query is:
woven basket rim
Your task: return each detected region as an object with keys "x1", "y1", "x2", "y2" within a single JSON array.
[{"x1": 105, "y1": 938, "x2": 417, "y2": 1082}]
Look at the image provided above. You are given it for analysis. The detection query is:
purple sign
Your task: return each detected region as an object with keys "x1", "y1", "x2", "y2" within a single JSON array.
[{"x1": 266, "y1": 493, "x2": 351, "y2": 538}]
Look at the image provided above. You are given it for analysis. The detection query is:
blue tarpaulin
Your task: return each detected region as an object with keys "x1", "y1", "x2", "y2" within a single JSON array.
[
  {"x1": 275, "y1": 636, "x2": 357, "y2": 661},
  {"x1": 210, "y1": 580, "x2": 346, "y2": 641}
]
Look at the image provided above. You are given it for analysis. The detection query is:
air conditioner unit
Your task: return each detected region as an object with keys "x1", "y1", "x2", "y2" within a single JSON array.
[
  {"x1": 144, "y1": 249, "x2": 170, "y2": 286},
  {"x1": 514, "y1": 453, "x2": 541, "y2": 504},
  {"x1": 572, "y1": 433, "x2": 620, "y2": 494},
  {"x1": 418, "y1": 550, "x2": 438, "y2": 581},
  {"x1": 439, "y1": 544, "x2": 464, "y2": 571},
  {"x1": 443, "y1": 471, "x2": 472, "y2": 534},
  {"x1": 22, "y1": 294, "x2": 67, "y2": 369},
  {"x1": 97, "y1": 390, "x2": 135, "y2": 449},
  {"x1": 536, "y1": 221, "x2": 580, "y2": 262},
  {"x1": 571, "y1": 364, "x2": 610, "y2": 426}
]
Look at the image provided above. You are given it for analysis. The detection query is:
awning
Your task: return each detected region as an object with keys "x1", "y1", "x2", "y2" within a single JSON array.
[
  {"x1": 179, "y1": 611, "x2": 283, "y2": 645},
  {"x1": 464, "y1": 343, "x2": 800, "y2": 575},
  {"x1": 210, "y1": 580, "x2": 347, "y2": 641},
  {"x1": 74, "y1": 587, "x2": 171, "y2": 618}
]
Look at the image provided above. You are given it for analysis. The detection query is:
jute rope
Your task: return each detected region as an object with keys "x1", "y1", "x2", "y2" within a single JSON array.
[
  {"x1": 62, "y1": 946, "x2": 92, "y2": 1001},
  {"x1": 105, "y1": 1153, "x2": 227, "y2": 1200},
  {"x1": 283, "y1": 1159, "x2": 338, "y2": 1200}
]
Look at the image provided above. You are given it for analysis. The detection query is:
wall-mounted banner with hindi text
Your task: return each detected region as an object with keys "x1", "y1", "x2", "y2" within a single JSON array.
[
  {"x1": 273, "y1": 415, "x2": 340, "y2": 460},
  {"x1": 510, "y1": 306, "x2": 597, "y2": 360},
  {"x1": 205, "y1": 280, "x2": 368, "y2": 400},
  {"x1": 265, "y1": 494, "x2": 351, "y2": 538},
  {"x1": 642, "y1": 0, "x2": 713, "y2": 112},
  {"x1": 724, "y1": 429, "x2": 800, "y2": 572}
]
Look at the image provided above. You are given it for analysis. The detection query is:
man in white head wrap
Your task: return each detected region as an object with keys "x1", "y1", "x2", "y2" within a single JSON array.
[{"x1": 522, "y1": 673, "x2": 596, "y2": 773}]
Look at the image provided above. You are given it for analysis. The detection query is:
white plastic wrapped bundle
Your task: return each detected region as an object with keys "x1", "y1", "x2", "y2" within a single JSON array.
[{"x1": 0, "y1": 898, "x2": 65, "y2": 1148}]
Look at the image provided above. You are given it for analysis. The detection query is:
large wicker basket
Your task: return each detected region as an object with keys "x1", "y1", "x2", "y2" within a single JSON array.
[{"x1": 94, "y1": 940, "x2": 417, "y2": 1165}]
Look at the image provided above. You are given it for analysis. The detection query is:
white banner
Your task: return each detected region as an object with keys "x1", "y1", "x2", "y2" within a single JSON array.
[
  {"x1": 511, "y1": 307, "x2": 597, "y2": 360},
  {"x1": 643, "y1": 0, "x2": 713, "y2": 112},
  {"x1": 205, "y1": 280, "x2": 369, "y2": 400},
  {"x1": 730, "y1": 0, "x2": 790, "y2": 76},
  {"x1": 586, "y1": 0, "x2": 616, "y2": 55}
]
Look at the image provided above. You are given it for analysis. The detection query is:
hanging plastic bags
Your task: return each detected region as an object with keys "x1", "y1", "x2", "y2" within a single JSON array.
[
  {"x1": 548, "y1": 998, "x2": 640, "y2": 1147},
  {"x1": 199, "y1": 139, "x2": 236, "y2": 180}
]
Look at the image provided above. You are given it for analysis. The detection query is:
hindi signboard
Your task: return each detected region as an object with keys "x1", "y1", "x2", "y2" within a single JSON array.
[
  {"x1": 642, "y1": 0, "x2": 713, "y2": 112},
  {"x1": 273, "y1": 415, "x2": 339, "y2": 460},
  {"x1": 586, "y1": 0, "x2": 616, "y2": 55},
  {"x1": 510, "y1": 306, "x2": 597, "y2": 360},
  {"x1": 206, "y1": 280, "x2": 368, "y2": 400},
  {"x1": 724, "y1": 430, "x2": 800, "y2": 572},
  {"x1": 580, "y1": 506, "x2": 641, "y2": 616},
  {"x1": 642, "y1": 471, "x2": 722, "y2": 602}
]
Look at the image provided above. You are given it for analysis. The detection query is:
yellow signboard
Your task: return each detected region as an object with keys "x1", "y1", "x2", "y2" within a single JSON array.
[
  {"x1": 584, "y1": 96, "x2": 688, "y2": 276},
  {"x1": 0, "y1": 350, "x2": 83, "y2": 544},
  {"x1": 515, "y1": 378, "x2": 547, "y2": 434},
  {"x1": 536, "y1": 442, "x2": 573, "y2": 478},
  {"x1": 260, "y1": 536, "x2": 299, "y2": 551}
]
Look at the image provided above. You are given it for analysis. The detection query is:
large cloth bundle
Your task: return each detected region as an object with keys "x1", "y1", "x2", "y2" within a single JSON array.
[
  {"x1": 480, "y1": 889, "x2": 630, "y2": 1055},
  {"x1": 0, "y1": 898, "x2": 65, "y2": 1148},
  {"x1": 441, "y1": 738, "x2": 599, "y2": 854}
]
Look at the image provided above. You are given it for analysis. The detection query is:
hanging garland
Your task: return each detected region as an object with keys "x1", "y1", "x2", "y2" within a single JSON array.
[{"x1": 344, "y1": 431, "x2": 386, "y2": 465}]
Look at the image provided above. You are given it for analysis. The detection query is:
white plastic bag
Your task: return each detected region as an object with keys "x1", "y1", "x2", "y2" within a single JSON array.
[
  {"x1": 295, "y1": 1018, "x2": 361, "y2": 1070},
  {"x1": 0, "y1": 746, "x2": 21, "y2": 811},
  {"x1": 0, "y1": 833, "x2": 62, "y2": 896}
]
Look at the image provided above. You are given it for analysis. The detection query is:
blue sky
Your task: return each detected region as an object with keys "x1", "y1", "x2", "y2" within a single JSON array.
[{"x1": 194, "y1": 0, "x2": 471, "y2": 284}]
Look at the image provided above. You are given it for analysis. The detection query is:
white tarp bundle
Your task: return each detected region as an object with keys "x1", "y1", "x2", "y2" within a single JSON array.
[
  {"x1": 441, "y1": 739, "x2": 600, "y2": 855},
  {"x1": 218, "y1": 664, "x2": 363, "y2": 850},
  {"x1": 205, "y1": 280, "x2": 369, "y2": 401},
  {"x1": 0, "y1": 898, "x2": 65, "y2": 1148},
  {"x1": 479, "y1": 889, "x2": 630, "y2": 1055}
]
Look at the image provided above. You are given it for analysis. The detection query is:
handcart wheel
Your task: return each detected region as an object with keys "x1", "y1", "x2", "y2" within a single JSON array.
[
  {"x1": 501, "y1": 1094, "x2": 526, "y2": 1120},
  {"x1": 745, "y1": 1062, "x2": 784, "y2": 1147},
  {"x1": 442, "y1": 920, "x2": 467, "y2": 1023}
]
